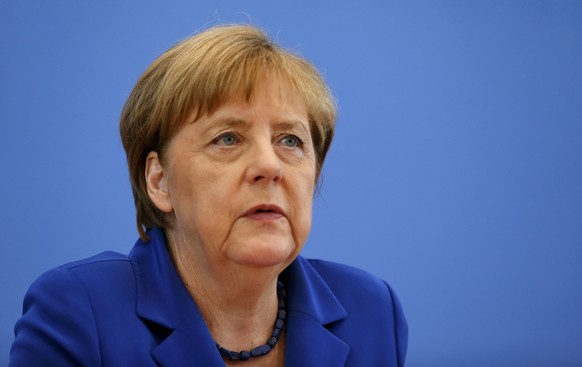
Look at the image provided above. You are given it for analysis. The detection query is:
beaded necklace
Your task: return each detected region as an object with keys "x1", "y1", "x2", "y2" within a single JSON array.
[{"x1": 216, "y1": 281, "x2": 287, "y2": 361}]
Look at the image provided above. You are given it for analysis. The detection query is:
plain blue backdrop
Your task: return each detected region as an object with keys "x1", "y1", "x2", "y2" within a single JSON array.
[{"x1": 1, "y1": 1, "x2": 581, "y2": 366}]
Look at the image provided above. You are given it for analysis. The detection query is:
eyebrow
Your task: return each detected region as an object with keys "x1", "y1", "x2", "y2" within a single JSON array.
[
  {"x1": 272, "y1": 120, "x2": 310, "y2": 135},
  {"x1": 204, "y1": 116, "x2": 310, "y2": 135}
]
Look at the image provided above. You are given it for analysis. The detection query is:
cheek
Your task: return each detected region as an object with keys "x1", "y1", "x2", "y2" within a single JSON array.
[
  {"x1": 292, "y1": 198, "x2": 313, "y2": 251},
  {"x1": 193, "y1": 176, "x2": 235, "y2": 218},
  {"x1": 298, "y1": 201, "x2": 313, "y2": 233},
  {"x1": 291, "y1": 171, "x2": 316, "y2": 238},
  {"x1": 170, "y1": 161, "x2": 231, "y2": 220}
]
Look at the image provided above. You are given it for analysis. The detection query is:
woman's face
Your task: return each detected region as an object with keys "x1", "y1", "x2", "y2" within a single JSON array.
[{"x1": 150, "y1": 80, "x2": 316, "y2": 269}]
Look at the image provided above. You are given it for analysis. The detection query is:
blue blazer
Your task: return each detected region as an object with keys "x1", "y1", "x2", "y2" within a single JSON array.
[{"x1": 10, "y1": 228, "x2": 407, "y2": 366}]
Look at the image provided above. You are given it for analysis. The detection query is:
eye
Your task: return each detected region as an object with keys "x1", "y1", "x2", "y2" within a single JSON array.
[
  {"x1": 280, "y1": 135, "x2": 302, "y2": 148},
  {"x1": 214, "y1": 133, "x2": 240, "y2": 146}
]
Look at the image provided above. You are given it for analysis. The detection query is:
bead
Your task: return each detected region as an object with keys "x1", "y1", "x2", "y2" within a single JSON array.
[
  {"x1": 215, "y1": 280, "x2": 286, "y2": 361},
  {"x1": 275, "y1": 318, "x2": 284, "y2": 329},
  {"x1": 251, "y1": 346, "x2": 263, "y2": 357},
  {"x1": 218, "y1": 346, "x2": 230, "y2": 359}
]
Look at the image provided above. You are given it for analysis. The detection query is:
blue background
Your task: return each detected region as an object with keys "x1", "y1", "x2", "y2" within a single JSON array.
[{"x1": 1, "y1": 1, "x2": 581, "y2": 366}]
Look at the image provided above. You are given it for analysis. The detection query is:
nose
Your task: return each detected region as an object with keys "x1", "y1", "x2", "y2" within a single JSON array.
[{"x1": 246, "y1": 140, "x2": 282, "y2": 184}]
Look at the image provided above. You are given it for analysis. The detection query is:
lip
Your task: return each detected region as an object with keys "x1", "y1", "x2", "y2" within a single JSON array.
[{"x1": 243, "y1": 204, "x2": 285, "y2": 221}]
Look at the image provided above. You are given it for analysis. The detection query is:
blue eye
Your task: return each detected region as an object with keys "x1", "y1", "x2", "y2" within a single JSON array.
[
  {"x1": 215, "y1": 133, "x2": 238, "y2": 146},
  {"x1": 281, "y1": 135, "x2": 301, "y2": 148}
]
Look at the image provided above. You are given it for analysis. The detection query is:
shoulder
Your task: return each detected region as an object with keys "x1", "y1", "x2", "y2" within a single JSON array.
[
  {"x1": 300, "y1": 257, "x2": 406, "y2": 330},
  {"x1": 304, "y1": 258, "x2": 397, "y2": 302},
  {"x1": 10, "y1": 252, "x2": 141, "y2": 366},
  {"x1": 29, "y1": 250, "x2": 137, "y2": 317},
  {"x1": 20, "y1": 250, "x2": 134, "y2": 320},
  {"x1": 300, "y1": 258, "x2": 408, "y2": 366},
  {"x1": 58, "y1": 250, "x2": 130, "y2": 272},
  {"x1": 27, "y1": 251, "x2": 133, "y2": 299},
  {"x1": 305, "y1": 258, "x2": 384, "y2": 285}
]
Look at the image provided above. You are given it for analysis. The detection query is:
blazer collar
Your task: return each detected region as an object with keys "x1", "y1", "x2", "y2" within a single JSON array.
[
  {"x1": 129, "y1": 228, "x2": 224, "y2": 366},
  {"x1": 130, "y1": 228, "x2": 349, "y2": 366},
  {"x1": 283, "y1": 258, "x2": 350, "y2": 366},
  {"x1": 129, "y1": 227, "x2": 196, "y2": 329}
]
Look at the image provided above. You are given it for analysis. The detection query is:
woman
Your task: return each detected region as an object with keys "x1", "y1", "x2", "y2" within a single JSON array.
[{"x1": 10, "y1": 24, "x2": 407, "y2": 366}]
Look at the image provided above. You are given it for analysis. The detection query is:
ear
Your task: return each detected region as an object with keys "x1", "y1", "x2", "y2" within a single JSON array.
[{"x1": 145, "y1": 151, "x2": 173, "y2": 213}]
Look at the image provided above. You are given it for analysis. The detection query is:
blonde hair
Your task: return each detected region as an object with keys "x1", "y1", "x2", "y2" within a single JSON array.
[{"x1": 120, "y1": 24, "x2": 337, "y2": 240}]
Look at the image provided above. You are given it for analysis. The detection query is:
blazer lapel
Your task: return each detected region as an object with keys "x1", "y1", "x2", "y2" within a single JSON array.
[
  {"x1": 130, "y1": 229, "x2": 351, "y2": 366},
  {"x1": 151, "y1": 312, "x2": 224, "y2": 367},
  {"x1": 130, "y1": 228, "x2": 224, "y2": 367},
  {"x1": 283, "y1": 257, "x2": 350, "y2": 367}
]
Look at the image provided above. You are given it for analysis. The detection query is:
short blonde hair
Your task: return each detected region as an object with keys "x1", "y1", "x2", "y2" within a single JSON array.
[{"x1": 120, "y1": 24, "x2": 337, "y2": 240}]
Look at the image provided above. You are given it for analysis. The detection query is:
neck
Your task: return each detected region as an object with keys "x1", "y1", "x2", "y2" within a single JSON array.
[{"x1": 165, "y1": 229, "x2": 286, "y2": 352}]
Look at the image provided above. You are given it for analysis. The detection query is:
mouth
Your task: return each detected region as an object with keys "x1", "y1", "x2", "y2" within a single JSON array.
[{"x1": 244, "y1": 204, "x2": 285, "y2": 221}]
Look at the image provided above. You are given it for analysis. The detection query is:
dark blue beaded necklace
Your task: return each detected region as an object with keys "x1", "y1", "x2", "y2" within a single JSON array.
[{"x1": 216, "y1": 281, "x2": 287, "y2": 361}]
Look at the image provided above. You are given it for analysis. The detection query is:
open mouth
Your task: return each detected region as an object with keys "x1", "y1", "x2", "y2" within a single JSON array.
[
  {"x1": 255, "y1": 209, "x2": 276, "y2": 213},
  {"x1": 245, "y1": 205, "x2": 284, "y2": 220}
]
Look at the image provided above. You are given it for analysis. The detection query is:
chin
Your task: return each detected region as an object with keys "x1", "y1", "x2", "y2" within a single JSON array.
[{"x1": 226, "y1": 240, "x2": 298, "y2": 268}]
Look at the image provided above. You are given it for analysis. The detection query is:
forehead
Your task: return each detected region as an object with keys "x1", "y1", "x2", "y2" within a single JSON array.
[
  {"x1": 229, "y1": 74, "x2": 305, "y2": 108},
  {"x1": 191, "y1": 77, "x2": 308, "y2": 125}
]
